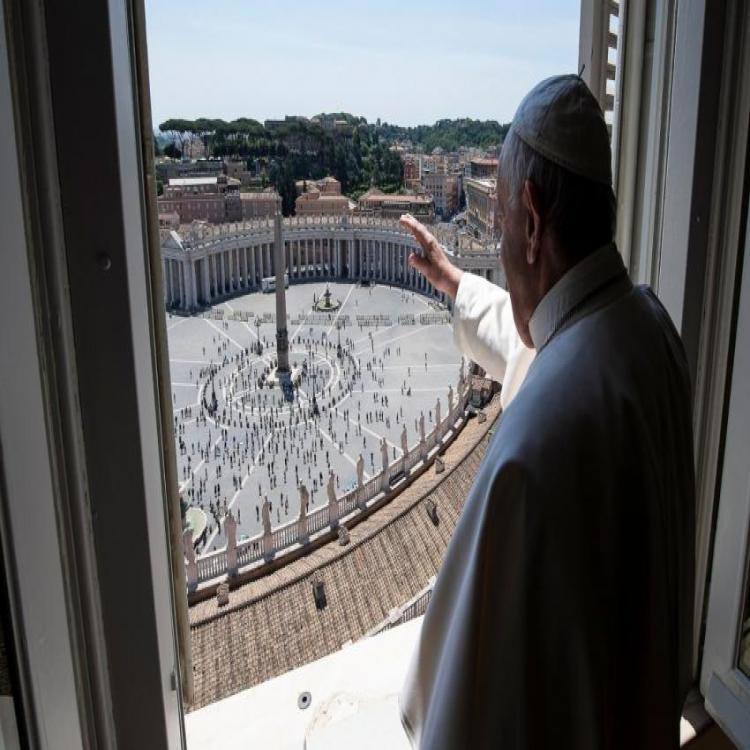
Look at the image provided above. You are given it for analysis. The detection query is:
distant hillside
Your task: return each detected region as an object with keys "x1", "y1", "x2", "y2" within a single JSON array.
[
  {"x1": 156, "y1": 114, "x2": 509, "y2": 214},
  {"x1": 378, "y1": 118, "x2": 509, "y2": 152}
]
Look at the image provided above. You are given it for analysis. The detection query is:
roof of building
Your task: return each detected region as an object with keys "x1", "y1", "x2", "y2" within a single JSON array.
[
  {"x1": 187, "y1": 396, "x2": 501, "y2": 711},
  {"x1": 470, "y1": 157, "x2": 499, "y2": 166},
  {"x1": 465, "y1": 177, "x2": 496, "y2": 192},
  {"x1": 169, "y1": 176, "x2": 219, "y2": 187},
  {"x1": 359, "y1": 189, "x2": 432, "y2": 205},
  {"x1": 239, "y1": 191, "x2": 280, "y2": 200},
  {"x1": 296, "y1": 192, "x2": 349, "y2": 202},
  {"x1": 161, "y1": 230, "x2": 185, "y2": 253}
]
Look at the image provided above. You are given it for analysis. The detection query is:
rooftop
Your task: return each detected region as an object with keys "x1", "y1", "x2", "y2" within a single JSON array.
[
  {"x1": 359, "y1": 189, "x2": 432, "y2": 205},
  {"x1": 168, "y1": 176, "x2": 220, "y2": 187}
]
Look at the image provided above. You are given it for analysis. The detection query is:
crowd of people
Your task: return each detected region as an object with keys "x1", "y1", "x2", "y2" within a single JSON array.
[{"x1": 171, "y1": 287, "x2": 460, "y2": 556}]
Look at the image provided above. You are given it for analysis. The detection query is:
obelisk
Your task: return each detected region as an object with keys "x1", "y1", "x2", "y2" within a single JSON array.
[{"x1": 273, "y1": 211, "x2": 290, "y2": 373}]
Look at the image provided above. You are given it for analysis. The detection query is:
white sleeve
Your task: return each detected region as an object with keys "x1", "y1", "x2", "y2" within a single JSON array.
[{"x1": 452, "y1": 272, "x2": 525, "y2": 383}]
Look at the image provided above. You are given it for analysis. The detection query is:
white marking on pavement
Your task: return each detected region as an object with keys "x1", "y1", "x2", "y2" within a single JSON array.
[
  {"x1": 325, "y1": 284, "x2": 355, "y2": 337},
  {"x1": 353, "y1": 324, "x2": 439, "y2": 356},
  {"x1": 204, "y1": 317, "x2": 245, "y2": 350}
]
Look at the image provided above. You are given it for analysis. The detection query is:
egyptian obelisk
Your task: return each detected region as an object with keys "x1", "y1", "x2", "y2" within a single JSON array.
[{"x1": 273, "y1": 211, "x2": 290, "y2": 374}]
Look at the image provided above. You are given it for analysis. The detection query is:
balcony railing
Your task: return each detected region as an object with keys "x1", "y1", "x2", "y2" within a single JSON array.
[{"x1": 365, "y1": 576, "x2": 437, "y2": 637}]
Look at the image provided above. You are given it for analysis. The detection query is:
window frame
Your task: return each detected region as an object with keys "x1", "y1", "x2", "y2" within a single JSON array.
[
  {"x1": 700, "y1": 195, "x2": 750, "y2": 747},
  {"x1": 0, "y1": 0, "x2": 188, "y2": 745}
]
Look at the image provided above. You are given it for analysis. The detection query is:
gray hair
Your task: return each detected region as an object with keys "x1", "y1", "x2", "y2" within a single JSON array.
[{"x1": 498, "y1": 129, "x2": 616, "y2": 260}]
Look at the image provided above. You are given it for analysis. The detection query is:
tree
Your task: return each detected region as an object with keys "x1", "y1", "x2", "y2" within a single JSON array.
[{"x1": 163, "y1": 143, "x2": 182, "y2": 159}]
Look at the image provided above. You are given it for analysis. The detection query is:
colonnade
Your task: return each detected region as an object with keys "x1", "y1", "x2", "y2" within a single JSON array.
[{"x1": 161, "y1": 223, "x2": 461, "y2": 311}]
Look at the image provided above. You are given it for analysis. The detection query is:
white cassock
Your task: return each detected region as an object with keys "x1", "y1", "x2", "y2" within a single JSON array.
[{"x1": 400, "y1": 244, "x2": 695, "y2": 749}]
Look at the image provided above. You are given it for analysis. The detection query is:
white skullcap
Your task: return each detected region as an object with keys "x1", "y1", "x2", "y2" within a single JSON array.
[{"x1": 509, "y1": 74, "x2": 612, "y2": 186}]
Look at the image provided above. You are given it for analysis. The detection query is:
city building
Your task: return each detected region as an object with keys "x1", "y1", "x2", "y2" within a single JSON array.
[
  {"x1": 402, "y1": 156, "x2": 420, "y2": 190},
  {"x1": 158, "y1": 210, "x2": 180, "y2": 230},
  {"x1": 464, "y1": 176, "x2": 498, "y2": 240},
  {"x1": 469, "y1": 156, "x2": 499, "y2": 179},
  {"x1": 421, "y1": 172, "x2": 460, "y2": 219},
  {"x1": 295, "y1": 190, "x2": 354, "y2": 217},
  {"x1": 294, "y1": 176, "x2": 354, "y2": 217},
  {"x1": 157, "y1": 175, "x2": 279, "y2": 224},
  {"x1": 223, "y1": 159, "x2": 246, "y2": 180},
  {"x1": 239, "y1": 190, "x2": 282, "y2": 220},
  {"x1": 357, "y1": 188, "x2": 435, "y2": 223},
  {"x1": 154, "y1": 157, "x2": 224, "y2": 183}
]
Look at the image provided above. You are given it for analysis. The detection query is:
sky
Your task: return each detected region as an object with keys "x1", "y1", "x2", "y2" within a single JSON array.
[{"x1": 145, "y1": 0, "x2": 580, "y2": 129}]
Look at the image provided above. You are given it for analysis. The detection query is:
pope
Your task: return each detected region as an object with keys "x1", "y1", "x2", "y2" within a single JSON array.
[{"x1": 398, "y1": 74, "x2": 695, "y2": 750}]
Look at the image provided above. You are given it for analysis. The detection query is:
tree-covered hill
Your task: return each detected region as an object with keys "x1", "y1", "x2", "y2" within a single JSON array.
[
  {"x1": 378, "y1": 118, "x2": 509, "y2": 152},
  {"x1": 156, "y1": 114, "x2": 509, "y2": 213}
]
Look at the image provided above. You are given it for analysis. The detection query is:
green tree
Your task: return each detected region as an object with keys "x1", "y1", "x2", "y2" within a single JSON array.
[{"x1": 163, "y1": 143, "x2": 181, "y2": 159}]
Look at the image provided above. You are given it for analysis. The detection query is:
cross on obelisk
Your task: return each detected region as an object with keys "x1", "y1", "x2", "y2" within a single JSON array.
[{"x1": 273, "y1": 211, "x2": 290, "y2": 374}]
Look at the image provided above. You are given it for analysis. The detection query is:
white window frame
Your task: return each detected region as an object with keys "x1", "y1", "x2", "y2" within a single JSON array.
[
  {"x1": 585, "y1": 1, "x2": 750, "y2": 743},
  {"x1": 0, "y1": 0, "x2": 188, "y2": 745},
  {"x1": 700, "y1": 198, "x2": 750, "y2": 747}
]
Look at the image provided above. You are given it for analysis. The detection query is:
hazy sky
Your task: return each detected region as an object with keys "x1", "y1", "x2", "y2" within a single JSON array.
[{"x1": 145, "y1": 0, "x2": 580, "y2": 128}]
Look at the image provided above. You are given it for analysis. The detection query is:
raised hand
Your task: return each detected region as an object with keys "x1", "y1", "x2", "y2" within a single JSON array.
[{"x1": 399, "y1": 214, "x2": 463, "y2": 300}]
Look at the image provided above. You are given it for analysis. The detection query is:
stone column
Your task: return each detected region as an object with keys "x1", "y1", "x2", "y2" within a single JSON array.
[
  {"x1": 264, "y1": 243, "x2": 271, "y2": 280},
  {"x1": 202, "y1": 257, "x2": 210, "y2": 304},
  {"x1": 162, "y1": 259, "x2": 168, "y2": 304},
  {"x1": 305, "y1": 240, "x2": 310, "y2": 278},
  {"x1": 189, "y1": 260, "x2": 198, "y2": 310},
  {"x1": 175, "y1": 261, "x2": 183, "y2": 309},
  {"x1": 184, "y1": 262, "x2": 191, "y2": 310},
  {"x1": 250, "y1": 244, "x2": 256, "y2": 287},
  {"x1": 241, "y1": 246, "x2": 248, "y2": 288}
]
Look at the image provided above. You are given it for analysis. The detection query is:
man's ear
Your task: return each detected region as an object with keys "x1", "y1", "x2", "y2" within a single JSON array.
[{"x1": 522, "y1": 179, "x2": 542, "y2": 265}]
